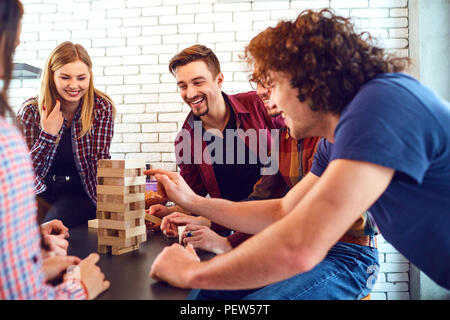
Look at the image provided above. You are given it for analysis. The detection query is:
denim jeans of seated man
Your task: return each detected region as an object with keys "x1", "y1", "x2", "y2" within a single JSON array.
[{"x1": 188, "y1": 240, "x2": 379, "y2": 300}]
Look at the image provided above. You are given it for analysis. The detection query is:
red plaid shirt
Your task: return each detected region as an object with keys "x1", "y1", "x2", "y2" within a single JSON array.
[{"x1": 17, "y1": 95, "x2": 114, "y2": 203}]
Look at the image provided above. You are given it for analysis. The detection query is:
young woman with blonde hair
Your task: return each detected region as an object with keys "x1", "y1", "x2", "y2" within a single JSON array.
[{"x1": 18, "y1": 41, "x2": 116, "y2": 227}]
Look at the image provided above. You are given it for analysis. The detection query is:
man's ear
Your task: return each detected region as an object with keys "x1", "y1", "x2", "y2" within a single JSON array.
[{"x1": 216, "y1": 72, "x2": 224, "y2": 89}]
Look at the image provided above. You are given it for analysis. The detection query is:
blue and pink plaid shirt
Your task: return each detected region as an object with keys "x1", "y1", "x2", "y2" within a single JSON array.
[
  {"x1": 18, "y1": 94, "x2": 115, "y2": 204},
  {"x1": 0, "y1": 117, "x2": 86, "y2": 299}
]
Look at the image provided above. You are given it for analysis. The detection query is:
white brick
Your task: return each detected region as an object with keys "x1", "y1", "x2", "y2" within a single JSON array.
[
  {"x1": 124, "y1": 94, "x2": 158, "y2": 104},
  {"x1": 54, "y1": 20, "x2": 88, "y2": 31},
  {"x1": 122, "y1": 113, "x2": 157, "y2": 123},
  {"x1": 156, "y1": 93, "x2": 182, "y2": 103},
  {"x1": 142, "y1": 83, "x2": 176, "y2": 93},
  {"x1": 380, "y1": 263, "x2": 410, "y2": 273},
  {"x1": 370, "y1": 0, "x2": 407, "y2": 8},
  {"x1": 213, "y1": 3, "x2": 251, "y2": 12},
  {"x1": 114, "y1": 123, "x2": 141, "y2": 133},
  {"x1": 124, "y1": 74, "x2": 159, "y2": 84},
  {"x1": 125, "y1": 153, "x2": 161, "y2": 162},
  {"x1": 142, "y1": 25, "x2": 177, "y2": 36},
  {"x1": 142, "y1": 123, "x2": 177, "y2": 133},
  {"x1": 215, "y1": 21, "x2": 252, "y2": 32},
  {"x1": 370, "y1": 292, "x2": 387, "y2": 300},
  {"x1": 158, "y1": 112, "x2": 188, "y2": 122},
  {"x1": 123, "y1": 16, "x2": 158, "y2": 27},
  {"x1": 107, "y1": 46, "x2": 141, "y2": 57},
  {"x1": 107, "y1": 8, "x2": 141, "y2": 18},
  {"x1": 331, "y1": 0, "x2": 369, "y2": 8},
  {"x1": 142, "y1": 44, "x2": 177, "y2": 55},
  {"x1": 127, "y1": 0, "x2": 161, "y2": 8},
  {"x1": 106, "y1": 85, "x2": 140, "y2": 95},
  {"x1": 178, "y1": 4, "x2": 213, "y2": 14},
  {"x1": 72, "y1": 29, "x2": 106, "y2": 39},
  {"x1": 271, "y1": 10, "x2": 302, "y2": 21},
  {"x1": 92, "y1": 0, "x2": 126, "y2": 10},
  {"x1": 196, "y1": 12, "x2": 232, "y2": 23},
  {"x1": 116, "y1": 104, "x2": 146, "y2": 114},
  {"x1": 389, "y1": 28, "x2": 408, "y2": 38},
  {"x1": 178, "y1": 23, "x2": 213, "y2": 34},
  {"x1": 146, "y1": 103, "x2": 182, "y2": 113},
  {"x1": 350, "y1": 8, "x2": 389, "y2": 18},
  {"x1": 92, "y1": 57, "x2": 123, "y2": 67},
  {"x1": 253, "y1": 1, "x2": 289, "y2": 10},
  {"x1": 291, "y1": 0, "x2": 330, "y2": 10},
  {"x1": 40, "y1": 13, "x2": 72, "y2": 22},
  {"x1": 159, "y1": 132, "x2": 178, "y2": 143},
  {"x1": 390, "y1": 8, "x2": 408, "y2": 17},
  {"x1": 88, "y1": 18, "x2": 122, "y2": 30},
  {"x1": 107, "y1": 27, "x2": 141, "y2": 38},
  {"x1": 93, "y1": 38, "x2": 126, "y2": 47},
  {"x1": 123, "y1": 133, "x2": 158, "y2": 143},
  {"x1": 385, "y1": 253, "x2": 408, "y2": 263},
  {"x1": 234, "y1": 11, "x2": 270, "y2": 22},
  {"x1": 163, "y1": 34, "x2": 197, "y2": 44},
  {"x1": 104, "y1": 66, "x2": 139, "y2": 76},
  {"x1": 25, "y1": 4, "x2": 57, "y2": 13},
  {"x1": 387, "y1": 292, "x2": 409, "y2": 300},
  {"x1": 70, "y1": 10, "x2": 107, "y2": 21},
  {"x1": 159, "y1": 14, "x2": 194, "y2": 25},
  {"x1": 373, "y1": 281, "x2": 408, "y2": 292},
  {"x1": 111, "y1": 153, "x2": 125, "y2": 160},
  {"x1": 110, "y1": 143, "x2": 140, "y2": 153},
  {"x1": 198, "y1": 32, "x2": 235, "y2": 43},
  {"x1": 142, "y1": 6, "x2": 176, "y2": 16},
  {"x1": 128, "y1": 36, "x2": 161, "y2": 46},
  {"x1": 379, "y1": 38, "x2": 408, "y2": 49},
  {"x1": 22, "y1": 40, "x2": 57, "y2": 51},
  {"x1": 22, "y1": 23, "x2": 54, "y2": 33},
  {"x1": 371, "y1": 17, "x2": 408, "y2": 28},
  {"x1": 387, "y1": 273, "x2": 409, "y2": 282},
  {"x1": 141, "y1": 143, "x2": 174, "y2": 153}
]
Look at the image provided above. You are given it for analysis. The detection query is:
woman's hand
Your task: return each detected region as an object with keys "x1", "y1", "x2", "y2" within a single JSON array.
[{"x1": 41, "y1": 99, "x2": 64, "y2": 136}]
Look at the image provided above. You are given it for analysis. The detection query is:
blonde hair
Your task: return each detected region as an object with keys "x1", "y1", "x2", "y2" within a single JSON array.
[{"x1": 39, "y1": 41, "x2": 115, "y2": 138}]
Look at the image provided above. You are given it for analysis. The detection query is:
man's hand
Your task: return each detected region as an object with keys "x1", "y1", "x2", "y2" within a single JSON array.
[
  {"x1": 182, "y1": 225, "x2": 232, "y2": 255},
  {"x1": 160, "y1": 212, "x2": 210, "y2": 238},
  {"x1": 150, "y1": 243, "x2": 200, "y2": 288},
  {"x1": 42, "y1": 255, "x2": 81, "y2": 282},
  {"x1": 41, "y1": 219, "x2": 69, "y2": 238},
  {"x1": 144, "y1": 169, "x2": 199, "y2": 211},
  {"x1": 40, "y1": 99, "x2": 64, "y2": 136}
]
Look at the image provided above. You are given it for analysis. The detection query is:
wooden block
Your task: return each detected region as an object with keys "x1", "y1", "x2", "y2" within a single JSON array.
[
  {"x1": 98, "y1": 217, "x2": 144, "y2": 230},
  {"x1": 98, "y1": 235, "x2": 138, "y2": 247},
  {"x1": 97, "y1": 175, "x2": 146, "y2": 187},
  {"x1": 145, "y1": 212, "x2": 162, "y2": 224},
  {"x1": 98, "y1": 159, "x2": 145, "y2": 169},
  {"x1": 97, "y1": 167, "x2": 144, "y2": 178},
  {"x1": 98, "y1": 244, "x2": 111, "y2": 254},
  {"x1": 97, "y1": 200, "x2": 145, "y2": 213},
  {"x1": 112, "y1": 244, "x2": 139, "y2": 255},
  {"x1": 97, "y1": 210, "x2": 145, "y2": 221},
  {"x1": 97, "y1": 193, "x2": 144, "y2": 204},
  {"x1": 178, "y1": 225, "x2": 186, "y2": 244},
  {"x1": 124, "y1": 225, "x2": 146, "y2": 238},
  {"x1": 97, "y1": 184, "x2": 145, "y2": 196},
  {"x1": 88, "y1": 219, "x2": 99, "y2": 228}
]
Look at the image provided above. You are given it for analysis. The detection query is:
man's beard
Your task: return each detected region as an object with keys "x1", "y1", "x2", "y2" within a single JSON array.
[{"x1": 186, "y1": 95, "x2": 209, "y2": 117}]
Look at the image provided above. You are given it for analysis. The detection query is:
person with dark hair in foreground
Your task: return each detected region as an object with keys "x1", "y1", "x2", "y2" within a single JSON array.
[{"x1": 147, "y1": 9, "x2": 450, "y2": 295}]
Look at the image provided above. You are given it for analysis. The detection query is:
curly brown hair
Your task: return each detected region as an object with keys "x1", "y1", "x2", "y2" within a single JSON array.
[{"x1": 244, "y1": 9, "x2": 410, "y2": 114}]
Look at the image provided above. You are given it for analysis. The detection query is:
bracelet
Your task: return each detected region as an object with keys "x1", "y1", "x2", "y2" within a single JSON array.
[{"x1": 79, "y1": 280, "x2": 89, "y2": 300}]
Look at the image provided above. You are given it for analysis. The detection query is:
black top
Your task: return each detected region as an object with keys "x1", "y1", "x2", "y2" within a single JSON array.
[
  {"x1": 202, "y1": 104, "x2": 263, "y2": 202},
  {"x1": 47, "y1": 126, "x2": 80, "y2": 179}
]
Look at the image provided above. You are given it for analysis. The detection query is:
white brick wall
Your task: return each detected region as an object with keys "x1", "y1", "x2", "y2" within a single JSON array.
[{"x1": 12, "y1": 0, "x2": 411, "y2": 299}]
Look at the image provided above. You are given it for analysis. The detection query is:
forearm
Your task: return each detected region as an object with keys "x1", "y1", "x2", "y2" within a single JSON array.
[{"x1": 190, "y1": 196, "x2": 283, "y2": 234}]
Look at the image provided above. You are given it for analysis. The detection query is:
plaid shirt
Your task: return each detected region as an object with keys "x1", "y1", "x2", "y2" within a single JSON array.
[
  {"x1": 17, "y1": 95, "x2": 114, "y2": 203},
  {"x1": 228, "y1": 130, "x2": 378, "y2": 248},
  {"x1": 0, "y1": 117, "x2": 86, "y2": 299}
]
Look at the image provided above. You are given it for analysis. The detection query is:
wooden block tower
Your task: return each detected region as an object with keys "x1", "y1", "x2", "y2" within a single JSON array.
[{"x1": 96, "y1": 159, "x2": 147, "y2": 255}]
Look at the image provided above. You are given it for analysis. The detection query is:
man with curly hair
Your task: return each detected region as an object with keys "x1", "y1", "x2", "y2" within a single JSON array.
[{"x1": 148, "y1": 9, "x2": 450, "y2": 295}]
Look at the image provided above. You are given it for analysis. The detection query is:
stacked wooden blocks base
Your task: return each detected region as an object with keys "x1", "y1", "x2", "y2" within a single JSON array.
[{"x1": 96, "y1": 159, "x2": 147, "y2": 255}]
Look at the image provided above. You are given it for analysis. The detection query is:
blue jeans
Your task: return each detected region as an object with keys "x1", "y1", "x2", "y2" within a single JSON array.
[{"x1": 188, "y1": 241, "x2": 379, "y2": 300}]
